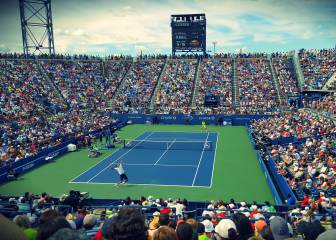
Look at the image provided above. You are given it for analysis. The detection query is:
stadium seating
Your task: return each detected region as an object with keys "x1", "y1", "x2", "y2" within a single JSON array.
[
  {"x1": 272, "y1": 55, "x2": 300, "y2": 99},
  {"x1": 0, "y1": 51, "x2": 334, "y2": 163},
  {"x1": 0, "y1": 60, "x2": 65, "y2": 162},
  {"x1": 250, "y1": 109, "x2": 335, "y2": 140},
  {"x1": 236, "y1": 58, "x2": 280, "y2": 113},
  {"x1": 0, "y1": 52, "x2": 335, "y2": 240},
  {"x1": 0, "y1": 193, "x2": 335, "y2": 240},
  {"x1": 42, "y1": 60, "x2": 105, "y2": 109},
  {"x1": 112, "y1": 59, "x2": 165, "y2": 113},
  {"x1": 0, "y1": 52, "x2": 334, "y2": 165},
  {"x1": 153, "y1": 59, "x2": 197, "y2": 114},
  {"x1": 0, "y1": 60, "x2": 117, "y2": 165},
  {"x1": 305, "y1": 93, "x2": 336, "y2": 115},
  {"x1": 250, "y1": 108, "x2": 335, "y2": 208},
  {"x1": 269, "y1": 137, "x2": 336, "y2": 201},
  {"x1": 102, "y1": 60, "x2": 132, "y2": 101},
  {"x1": 299, "y1": 49, "x2": 336, "y2": 89},
  {"x1": 194, "y1": 58, "x2": 234, "y2": 115}
]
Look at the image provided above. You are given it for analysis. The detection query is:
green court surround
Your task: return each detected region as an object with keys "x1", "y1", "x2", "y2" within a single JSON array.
[{"x1": 0, "y1": 124, "x2": 274, "y2": 203}]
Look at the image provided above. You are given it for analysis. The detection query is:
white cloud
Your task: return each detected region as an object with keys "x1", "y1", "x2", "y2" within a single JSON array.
[
  {"x1": 253, "y1": 34, "x2": 287, "y2": 44},
  {"x1": 36, "y1": 0, "x2": 336, "y2": 54},
  {"x1": 302, "y1": 31, "x2": 314, "y2": 39}
]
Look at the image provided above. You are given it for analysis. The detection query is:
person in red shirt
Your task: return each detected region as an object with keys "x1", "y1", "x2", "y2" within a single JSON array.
[
  {"x1": 301, "y1": 195, "x2": 310, "y2": 207},
  {"x1": 31, "y1": 143, "x2": 36, "y2": 155},
  {"x1": 39, "y1": 192, "x2": 47, "y2": 204},
  {"x1": 160, "y1": 204, "x2": 172, "y2": 215},
  {"x1": 317, "y1": 192, "x2": 325, "y2": 204}
]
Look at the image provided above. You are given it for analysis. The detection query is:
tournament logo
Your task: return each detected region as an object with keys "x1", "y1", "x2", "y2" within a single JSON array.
[
  {"x1": 22, "y1": 163, "x2": 34, "y2": 171},
  {"x1": 160, "y1": 115, "x2": 177, "y2": 120}
]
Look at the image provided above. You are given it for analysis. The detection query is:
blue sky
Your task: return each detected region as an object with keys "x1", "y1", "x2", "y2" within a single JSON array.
[{"x1": 0, "y1": 0, "x2": 335, "y2": 56}]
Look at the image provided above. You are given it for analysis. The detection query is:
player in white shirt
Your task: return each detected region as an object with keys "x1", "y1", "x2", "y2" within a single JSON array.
[{"x1": 114, "y1": 160, "x2": 128, "y2": 186}]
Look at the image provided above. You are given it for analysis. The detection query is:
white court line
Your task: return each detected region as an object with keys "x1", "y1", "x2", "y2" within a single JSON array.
[
  {"x1": 123, "y1": 163, "x2": 153, "y2": 166},
  {"x1": 68, "y1": 131, "x2": 147, "y2": 183},
  {"x1": 154, "y1": 138, "x2": 176, "y2": 165},
  {"x1": 157, "y1": 163, "x2": 197, "y2": 167},
  {"x1": 85, "y1": 132, "x2": 154, "y2": 183},
  {"x1": 124, "y1": 163, "x2": 197, "y2": 167},
  {"x1": 149, "y1": 131, "x2": 215, "y2": 134},
  {"x1": 69, "y1": 181, "x2": 211, "y2": 188},
  {"x1": 209, "y1": 133, "x2": 219, "y2": 188},
  {"x1": 146, "y1": 138, "x2": 208, "y2": 142},
  {"x1": 192, "y1": 132, "x2": 210, "y2": 186}
]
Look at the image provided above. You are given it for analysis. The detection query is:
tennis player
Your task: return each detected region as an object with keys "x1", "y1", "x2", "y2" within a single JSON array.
[
  {"x1": 201, "y1": 121, "x2": 207, "y2": 131},
  {"x1": 114, "y1": 160, "x2": 128, "y2": 186}
]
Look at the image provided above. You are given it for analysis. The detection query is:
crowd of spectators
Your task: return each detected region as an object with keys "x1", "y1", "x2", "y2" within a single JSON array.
[
  {"x1": 214, "y1": 53, "x2": 234, "y2": 58},
  {"x1": 272, "y1": 56, "x2": 300, "y2": 99},
  {"x1": 104, "y1": 55, "x2": 133, "y2": 61},
  {"x1": 0, "y1": 107, "x2": 115, "y2": 167},
  {"x1": 305, "y1": 94, "x2": 336, "y2": 115},
  {"x1": 0, "y1": 53, "x2": 335, "y2": 165},
  {"x1": 234, "y1": 106, "x2": 281, "y2": 116},
  {"x1": 0, "y1": 53, "x2": 102, "y2": 60},
  {"x1": 137, "y1": 54, "x2": 168, "y2": 60},
  {"x1": 0, "y1": 60, "x2": 65, "y2": 164},
  {"x1": 250, "y1": 108, "x2": 335, "y2": 214},
  {"x1": 236, "y1": 53, "x2": 267, "y2": 58},
  {"x1": 194, "y1": 59, "x2": 233, "y2": 115},
  {"x1": 42, "y1": 60, "x2": 105, "y2": 109},
  {"x1": 236, "y1": 58, "x2": 280, "y2": 113},
  {"x1": 1, "y1": 53, "x2": 336, "y2": 240},
  {"x1": 268, "y1": 136, "x2": 336, "y2": 202},
  {"x1": 154, "y1": 60, "x2": 197, "y2": 114},
  {"x1": 1, "y1": 193, "x2": 335, "y2": 240},
  {"x1": 299, "y1": 49, "x2": 336, "y2": 89},
  {"x1": 112, "y1": 59, "x2": 165, "y2": 113},
  {"x1": 250, "y1": 109, "x2": 335, "y2": 141},
  {"x1": 102, "y1": 61, "x2": 132, "y2": 102},
  {"x1": 0, "y1": 59, "x2": 116, "y2": 167}
]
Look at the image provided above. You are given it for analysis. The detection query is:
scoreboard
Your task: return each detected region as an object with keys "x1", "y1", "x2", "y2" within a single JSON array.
[{"x1": 171, "y1": 14, "x2": 206, "y2": 55}]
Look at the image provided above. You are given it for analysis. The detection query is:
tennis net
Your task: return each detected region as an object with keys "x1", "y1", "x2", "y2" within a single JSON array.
[{"x1": 122, "y1": 139, "x2": 213, "y2": 151}]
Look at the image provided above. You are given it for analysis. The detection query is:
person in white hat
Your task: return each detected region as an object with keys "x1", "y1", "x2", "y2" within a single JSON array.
[
  {"x1": 201, "y1": 219, "x2": 214, "y2": 239},
  {"x1": 215, "y1": 219, "x2": 237, "y2": 240}
]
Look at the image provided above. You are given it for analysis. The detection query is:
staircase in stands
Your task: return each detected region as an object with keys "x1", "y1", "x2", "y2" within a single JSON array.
[
  {"x1": 37, "y1": 60, "x2": 69, "y2": 109},
  {"x1": 149, "y1": 58, "x2": 168, "y2": 109},
  {"x1": 232, "y1": 57, "x2": 239, "y2": 107},
  {"x1": 267, "y1": 55, "x2": 283, "y2": 105},
  {"x1": 323, "y1": 72, "x2": 336, "y2": 90},
  {"x1": 190, "y1": 58, "x2": 202, "y2": 107},
  {"x1": 106, "y1": 60, "x2": 133, "y2": 109},
  {"x1": 292, "y1": 52, "x2": 306, "y2": 89}
]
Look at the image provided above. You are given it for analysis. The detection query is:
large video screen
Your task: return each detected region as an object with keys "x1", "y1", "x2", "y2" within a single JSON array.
[{"x1": 171, "y1": 14, "x2": 206, "y2": 55}]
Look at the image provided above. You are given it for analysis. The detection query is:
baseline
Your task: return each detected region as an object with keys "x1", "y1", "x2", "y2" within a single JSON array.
[{"x1": 69, "y1": 181, "x2": 211, "y2": 188}]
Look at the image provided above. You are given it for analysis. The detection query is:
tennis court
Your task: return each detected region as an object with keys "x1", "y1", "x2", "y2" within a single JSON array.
[
  {"x1": 0, "y1": 124, "x2": 274, "y2": 202},
  {"x1": 70, "y1": 131, "x2": 218, "y2": 187}
]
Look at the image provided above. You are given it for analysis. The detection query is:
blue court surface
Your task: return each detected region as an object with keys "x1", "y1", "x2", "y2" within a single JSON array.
[{"x1": 70, "y1": 131, "x2": 218, "y2": 187}]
